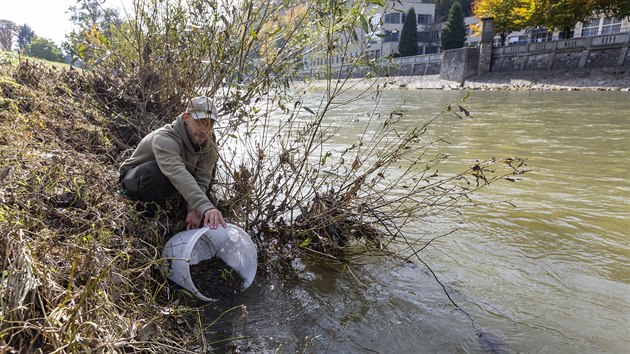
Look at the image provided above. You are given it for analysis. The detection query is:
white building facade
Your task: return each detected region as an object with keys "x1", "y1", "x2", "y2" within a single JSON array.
[
  {"x1": 465, "y1": 15, "x2": 630, "y2": 48},
  {"x1": 304, "y1": 2, "x2": 629, "y2": 73},
  {"x1": 364, "y1": 0, "x2": 437, "y2": 58}
]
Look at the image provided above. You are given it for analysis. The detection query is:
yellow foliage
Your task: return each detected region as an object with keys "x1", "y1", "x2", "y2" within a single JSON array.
[
  {"x1": 472, "y1": 0, "x2": 532, "y2": 34},
  {"x1": 259, "y1": 4, "x2": 308, "y2": 41},
  {"x1": 470, "y1": 23, "x2": 481, "y2": 37},
  {"x1": 80, "y1": 23, "x2": 110, "y2": 59},
  {"x1": 512, "y1": 0, "x2": 536, "y2": 26},
  {"x1": 473, "y1": 0, "x2": 502, "y2": 18},
  {"x1": 256, "y1": 4, "x2": 309, "y2": 65}
]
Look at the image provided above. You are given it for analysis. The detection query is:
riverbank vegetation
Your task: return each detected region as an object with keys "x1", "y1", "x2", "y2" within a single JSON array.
[{"x1": 1, "y1": 0, "x2": 527, "y2": 352}]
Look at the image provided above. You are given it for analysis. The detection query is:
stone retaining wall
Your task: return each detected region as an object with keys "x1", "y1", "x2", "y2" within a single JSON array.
[
  {"x1": 491, "y1": 32, "x2": 630, "y2": 72},
  {"x1": 439, "y1": 47, "x2": 479, "y2": 83},
  {"x1": 298, "y1": 32, "x2": 629, "y2": 82},
  {"x1": 388, "y1": 53, "x2": 443, "y2": 76}
]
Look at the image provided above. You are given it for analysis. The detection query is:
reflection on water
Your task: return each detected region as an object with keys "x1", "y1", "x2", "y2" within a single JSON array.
[{"x1": 206, "y1": 90, "x2": 629, "y2": 353}]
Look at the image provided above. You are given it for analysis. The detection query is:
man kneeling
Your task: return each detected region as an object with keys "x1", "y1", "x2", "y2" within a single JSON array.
[{"x1": 119, "y1": 96, "x2": 226, "y2": 230}]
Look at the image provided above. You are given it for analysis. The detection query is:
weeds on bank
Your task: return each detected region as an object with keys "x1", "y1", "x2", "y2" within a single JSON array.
[
  {"x1": 0, "y1": 0, "x2": 528, "y2": 351},
  {"x1": 0, "y1": 60, "x2": 218, "y2": 352}
]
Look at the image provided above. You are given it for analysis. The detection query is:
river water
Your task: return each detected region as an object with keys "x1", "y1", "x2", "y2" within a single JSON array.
[{"x1": 205, "y1": 90, "x2": 629, "y2": 353}]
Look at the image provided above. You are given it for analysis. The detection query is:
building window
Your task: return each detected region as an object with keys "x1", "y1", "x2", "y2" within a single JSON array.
[
  {"x1": 508, "y1": 35, "x2": 528, "y2": 46},
  {"x1": 417, "y1": 14, "x2": 432, "y2": 24},
  {"x1": 602, "y1": 17, "x2": 622, "y2": 34},
  {"x1": 531, "y1": 31, "x2": 552, "y2": 42},
  {"x1": 418, "y1": 31, "x2": 439, "y2": 44},
  {"x1": 425, "y1": 46, "x2": 439, "y2": 54},
  {"x1": 383, "y1": 30, "x2": 399, "y2": 42},
  {"x1": 383, "y1": 13, "x2": 400, "y2": 24},
  {"x1": 431, "y1": 31, "x2": 440, "y2": 42},
  {"x1": 581, "y1": 18, "x2": 600, "y2": 36},
  {"x1": 367, "y1": 50, "x2": 380, "y2": 59}
]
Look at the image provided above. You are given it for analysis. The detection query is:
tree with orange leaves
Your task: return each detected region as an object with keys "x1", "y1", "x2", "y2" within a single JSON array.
[
  {"x1": 525, "y1": 0, "x2": 597, "y2": 38},
  {"x1": 472, "y1": 0, "x2": 529, "y2": 46},
  {"x1": 595, "y1": 0, "x2": 630, "y2": 18}
]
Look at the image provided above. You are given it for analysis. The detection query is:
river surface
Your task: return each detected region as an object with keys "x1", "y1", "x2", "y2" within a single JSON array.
[{"x1": 205, "y1": 90, "x2": 629, "y2": 353}]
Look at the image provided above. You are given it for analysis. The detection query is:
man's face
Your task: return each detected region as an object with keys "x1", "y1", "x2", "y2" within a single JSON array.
[{"x1": 184, "y1": 113, "x2": 213, "y2": 145}]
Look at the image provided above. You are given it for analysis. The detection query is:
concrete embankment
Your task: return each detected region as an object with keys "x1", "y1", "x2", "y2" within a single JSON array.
[{"x1": 298, "y1": 68, "x2": 630, "y2": 91}]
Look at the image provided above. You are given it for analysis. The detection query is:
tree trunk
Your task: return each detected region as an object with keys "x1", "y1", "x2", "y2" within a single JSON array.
[{"x1": 560, "y1": 28, "x2": 573, "y2": 39}]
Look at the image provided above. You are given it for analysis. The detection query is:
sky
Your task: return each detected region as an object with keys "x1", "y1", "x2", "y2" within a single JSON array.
[{"x1": 0, "y1": 0, "x2": 133, "y2": 47}]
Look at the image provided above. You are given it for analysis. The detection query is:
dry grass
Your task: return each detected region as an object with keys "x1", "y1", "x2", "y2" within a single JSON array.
[
  {"x1": 0, "y1": 51, "x2": 72, "y2": 71},
  {"x1": 0, "y1": 60, "x2": 213, "y2": 352}
]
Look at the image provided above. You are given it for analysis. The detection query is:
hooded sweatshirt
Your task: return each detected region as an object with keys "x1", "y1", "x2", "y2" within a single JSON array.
[{"x1": 120, "y1": 115, "x2": 219, "y2": 214}]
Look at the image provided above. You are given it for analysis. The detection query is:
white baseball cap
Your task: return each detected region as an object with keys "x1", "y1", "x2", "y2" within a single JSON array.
[{"x1": 186, "y1": 96, "x2": 218, "y2": 120}]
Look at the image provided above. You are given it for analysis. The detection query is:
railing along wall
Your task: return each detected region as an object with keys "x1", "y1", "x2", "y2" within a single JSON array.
[
  {"x1": 390, "y1": 53, "x2": 444, "y2": 76},
  {"x1": 297, "y1": 31, "x2": 629, "y2": 80},
  {"x1": 491, "y1": 32, "x2": 630, "y2": 72},
  {"x1": 297, "y1": 52, "x2": 444, "y2": 79}
]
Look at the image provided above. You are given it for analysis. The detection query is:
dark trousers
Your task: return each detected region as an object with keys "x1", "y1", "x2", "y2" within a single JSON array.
[{"x1": 119, "y1": 160, "x2": 178, "y2": 210}]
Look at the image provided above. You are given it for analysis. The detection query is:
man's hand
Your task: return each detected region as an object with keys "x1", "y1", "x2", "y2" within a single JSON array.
[
  {"x1": 203, "y1": 208, "x2": 227, "y2": 229},
  {"x1": 186, "y1": 209, "x2": 202, "y2": 230}
]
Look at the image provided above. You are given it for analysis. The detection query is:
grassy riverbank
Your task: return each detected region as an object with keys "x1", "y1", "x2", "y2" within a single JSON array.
[
  {"x1": 0, "y1": 59, "x2": 211, "y2": 352},
  {"x1": 297, "y1": 67, "x2": 630, "y2": 91}
]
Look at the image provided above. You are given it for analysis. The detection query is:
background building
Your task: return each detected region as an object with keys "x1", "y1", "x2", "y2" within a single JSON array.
[
  {"x1": 303, "y1": 1, "x2": 630, "y2": 74},
  {"x1": 465, "y1": 15, "x2": 630, "y2": 48},
  {"x1": 364, "y1": 0, "x2": 437, "y2": 58}
]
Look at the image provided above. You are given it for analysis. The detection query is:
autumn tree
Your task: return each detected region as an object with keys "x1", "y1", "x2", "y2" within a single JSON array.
[
  {"x1": 398, "y1": 7, "x2": 419, "y2": 56},
  {"x1": 66, "y1": 0, "x2": 121, "y2": 64},
  {"x1": 17, "y1": 24, "x2": 35, "y2": 51},
  {"x1": 504, "y1": 0, "x2": 628, "y2": 40},
  {"x1": 472, "y1": 0, "x2": 528, "y2": 46},
  {"x1": 442, "y1": 2, "x2": 467, "y2": 49},
  {"x1": 526, "y1": 0, "x2": 595, "y2": 38},
  {"x1": 0, "y1": 20, "x2": 17, "y2": 51},
  {"x1": 595, "y1": 0, "x2": 630, "y2": 18}
]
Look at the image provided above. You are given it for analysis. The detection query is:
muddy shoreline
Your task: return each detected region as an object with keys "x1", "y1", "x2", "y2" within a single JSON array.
[{"x1": 298, "y1": 67, "x2": 630, "y2": 91}]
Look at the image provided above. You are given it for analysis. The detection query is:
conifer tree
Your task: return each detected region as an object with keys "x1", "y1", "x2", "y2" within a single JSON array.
[
  {"x1": 18, "y1": 24, "x2": 35, "y2": 51},
  {"x1": 398, "y1": 8, "x2": 419, "y2": 57},
  {"x1": 436, "y1": 0, "x2": 472, "y2": 22},
  {"x1": 441, "y1": 2, "x2": 467, "y2": 50}
]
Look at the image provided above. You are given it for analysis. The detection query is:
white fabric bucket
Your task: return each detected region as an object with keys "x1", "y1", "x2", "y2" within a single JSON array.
[{"x1": 161, "y1": 224, "x2": 257, "y2": 301}]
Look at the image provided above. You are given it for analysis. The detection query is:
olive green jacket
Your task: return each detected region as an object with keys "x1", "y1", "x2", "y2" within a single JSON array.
[{"x1": 120, "y1": 115, "x2": 219, "y2": 214}]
